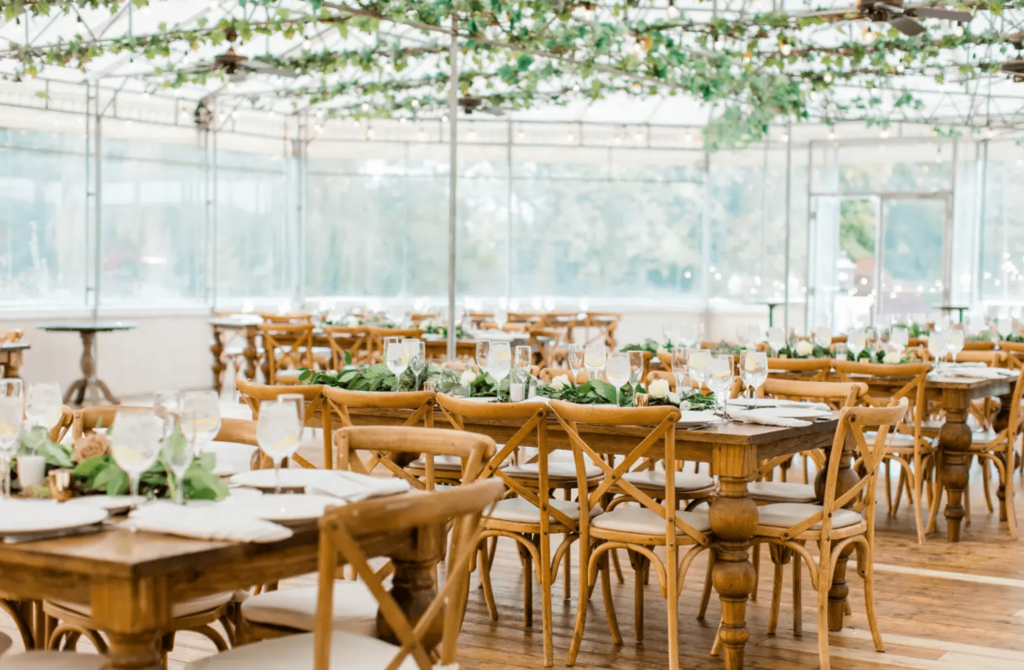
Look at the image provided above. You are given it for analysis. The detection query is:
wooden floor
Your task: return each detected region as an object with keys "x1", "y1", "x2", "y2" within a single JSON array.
[{"x1": 4, "y1": 461, "x2": 1023, "y2": 670}]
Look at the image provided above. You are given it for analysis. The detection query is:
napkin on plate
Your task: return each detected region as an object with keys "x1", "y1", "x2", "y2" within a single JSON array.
[
  {"x1": 129, "y1": 501, "x2": 292, "y2": 543},
  {"x1": 940, "y1": 367, "x2": 1017, "y2": 380},
  {"x1": 731, "y1": 410, "x2": 812, "y2": 428},
  {"x1": 305, "y1": 470, "x2": 412, "y2": 503}
]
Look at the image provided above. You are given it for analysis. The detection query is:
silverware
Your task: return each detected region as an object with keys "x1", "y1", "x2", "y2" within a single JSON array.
[{"x1": 3, "y1": 523, "x2": 107, "y2": 545}]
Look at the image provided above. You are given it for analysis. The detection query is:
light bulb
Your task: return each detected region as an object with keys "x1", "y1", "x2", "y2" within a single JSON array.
[
  {"x1": 880, "y1": 129, "x2": 890, "y2": 139},
  {"x1": 827, "y1": 130, "x2": 836, "y2": 140},
  {"x1": 780, "y1": 133, "x2": 789, "y2": 142},
  {"x1": 468, "y1": 130, "x2": 477, "y2": 140},
  {"x1": 366, "y1": 127, "x2": 375, "y2": 139},
  {"x1": 417, "y1": 129, "x2": 427, "y2": 141},
  {"x1": 635, "y1": 132, "x2": 644, "y2": 142},
  {"x1": 516, "y1": 130, "x2": 525, "y2": 140}
]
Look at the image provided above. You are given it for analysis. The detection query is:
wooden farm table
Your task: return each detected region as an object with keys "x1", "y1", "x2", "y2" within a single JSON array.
[
  {"x1": 0, "y1": 491, "x2": 443, "y2": 670},
  {"x1": 0, "y1": 342, "x2": 30, "y2": 378},
  {"x1": 327, "y1": 404, "x2": 840, "y2": 670},
  {"x1": 208, "y1": 317, "x2": 263, "y2": 393}
]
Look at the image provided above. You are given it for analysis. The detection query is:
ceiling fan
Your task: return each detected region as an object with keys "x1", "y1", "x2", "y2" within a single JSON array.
[
  {"x1": 177, "y1": 28, "x2": 298, "y2": 82},
  {"x1": 1000, "y1": 33, "x2": 1024, "y2": 82},
  {"x1": 458, "y1": 96, "x2": 509, "y2": 116},
  {"x1": 806, "y1": 0, "x2": 973, "y2": 37}
]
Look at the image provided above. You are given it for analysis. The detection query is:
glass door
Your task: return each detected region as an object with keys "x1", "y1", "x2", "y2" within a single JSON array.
[{"x1": 878, "y1": 196, "x2": 951, "y2": 319}]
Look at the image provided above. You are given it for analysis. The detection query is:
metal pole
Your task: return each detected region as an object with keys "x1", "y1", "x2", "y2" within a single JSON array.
[
  {"x1": 92, "y1": 112, "x2": 102, "y2": 321},
  {"x1": 783, "y1": 124, "x2": 792, "y2": 337},
  {"x1": 446, "y1": 20, "x2": 458, "y2": 360}
]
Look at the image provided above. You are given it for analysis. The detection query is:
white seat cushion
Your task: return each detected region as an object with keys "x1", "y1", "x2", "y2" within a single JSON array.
[
  {"x1": 0, "y1": 652, "x2": 105, "y2": 669},
  {"x1": 52, "y1": 592, "x2": 232, "y2": 620},
  {"x1": 0, "y1": 632, "x2": 10, "y2": 659},
  {"x1": 241, "y1": 582, "x2": 377, "y2": 636},
  {"x1": 757, "y1": 503, "x2": 863, "y2": 530},
  {"x1": 748, "y1": 481, "x2": 817, "y2": 503},
  {"x1": 864, "y1": 431, "x2": 919, "y2": 448},
  {"x1": 487, "y1": 497, "x2": 588, "y2": 524},
  {"x1": 408, "y1": 455, "x2": 463, "y2": 472},
  {"x1": 186, "y1": 630, "x2": 417, "y2": 670},
  {"x1": 591, "y1": 507, "x2": 711, "y2": 535},
  {"x1": 502, "y1": 462, "x2": 603, "y2": 480},
  {"x1": 621, "y1": 470, "x2": 714, "y2": 493},
  {"x1": 970, "y1": 429, "x2": 1000, "y2": 445}
]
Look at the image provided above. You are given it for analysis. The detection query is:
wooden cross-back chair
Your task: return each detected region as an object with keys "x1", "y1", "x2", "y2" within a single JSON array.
[
  {"x1": 71, "y1": 405, "x2": 255, "y2": 446},
  {"x1": 49, "y1": 406, "x2": 75, "y2": 444},
  {"x1": 259, "y1": 312, "x2": 314, "y2": 324},
  {"x1": 537, "y1": 368, "x2": 586, "y2": 384},
  {"x1": 322, "y1": 326, "x2": 372, "y2": 367},
  {"x1": 767, "y1": 357, "x2": 833, "y2": 381},
  {"x1": 236, "y1": 379, "x2": 332, "y2": 470},
  {"x1": 584, "y1": 312, "x2": 620, "y2": 349},
  {"x1": 999, "y1": 340, "x2": 1024, "y2": 370},
  {"x1": 257, "y1": 323, "x2": 315, "y2": 385},
  {"x1": 435, "y1": 394, "x2": 588, "y2": 666},
  {"x1": 832, "y1": 361, "x2": 932, "y2": 543},
  {"x1": 366, "y1": 328, "x2": 422, "y2": 363},
  {"x1": 550, "y1": 401, "x2": 710, "y2": 670},
  {"x1": 528, "y1": 328, "x2": 561, "y2": 369},
  {"x1": 736, "y1": 404, "x2": 907, "y2": 670}
]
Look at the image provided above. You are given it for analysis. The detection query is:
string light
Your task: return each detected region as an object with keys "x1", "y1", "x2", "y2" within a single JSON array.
[
  {"x1": 880, "y1": 129, "x2": 890, "y2": 139},
  {"x1": 417, "y1": 128, "x2": 427, "y2": 141}
]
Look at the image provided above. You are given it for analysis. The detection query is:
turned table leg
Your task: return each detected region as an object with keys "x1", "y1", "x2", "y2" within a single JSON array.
[
  {"x1": 991, "y1": 390, "x2": 1014, "y2": 522},
  {"x1": 377, "y1": 525, "x2": 444, "y2": 651},
  {"x1": 5, "y1": 352, "x2": 22, "y2": 379},
  {"x1": 210, "y1": 327, "x2": 225, "y2": 395},
  {"x1": 938, "y1": 388, "x2": 971, "y2": 542},
  {"x1": 709, "y1": 445, "x2": 758, "y2": 670},
  {"x1": 814, "y1": 440, "x2": 860, "y2": 630},
  {"x1": 243, "y1": 326, "x2": 259, "y2": 381}
]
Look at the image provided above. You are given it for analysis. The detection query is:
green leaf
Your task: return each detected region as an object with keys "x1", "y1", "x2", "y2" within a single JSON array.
[{"x1": 516, "y1": 54, "x2": 534, "y2": 71}]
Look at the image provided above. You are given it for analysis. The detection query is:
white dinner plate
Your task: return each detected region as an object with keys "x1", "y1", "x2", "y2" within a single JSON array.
[
  {"x1": 227, "y1": 494, "x2": 341, "y2": 526},
  {"x1": 748, "y1": 407, "x2": 830, "y2": 421},
  {"x1": 678, "y1": 410, "x2": 715, "y2": 426},
  {"x1": 65, "y1": 495, "x2": 145, "y2": 515},
  {"x1": 0, "y1": 500, "x2": 108, "y2": 537},
  {"x1": 229, "y1": 468, "x2": 347, "y2": 493}
]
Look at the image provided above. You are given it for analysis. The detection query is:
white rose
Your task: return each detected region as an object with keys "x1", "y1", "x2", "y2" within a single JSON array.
[
  {"x1": 342, "y1": 315, "x2": 360, "y2": 326},
  {"x1": 459, "y1": 370, "x2": 477, "y2": 386},
  {"x1": 667, "y1": 392, "x2": 681, "y2": 405},
  {"x1": 649, "y1": 379, "x2": 670, "y2": 399},
  {"x1": 550, "y1": 374, "x2": 571, "y2": 392},
  {"x1": 795, "y1": 340, "x2": 814, "y2": 357},
  {"x1": 679, "y1": 400, "x2": 691, "y2": 411},
  {"x1": 883, "y1": 350, "x2": 901, "y2": 364}
]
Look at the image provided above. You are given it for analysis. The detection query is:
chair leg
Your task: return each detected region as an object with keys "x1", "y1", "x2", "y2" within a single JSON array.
[
  {"x1": 611, "y1": 549, "x2": 625, "y2": 584},
  {"x1": 793, "y1": 554, "x2": 803, "y2": 636},
  {"x1": 884, "y1": 460, "x2": 893, "y2": 514},
  {"x1": 600, "y1": 554, "x2": 622, "y2": 645},
  {"x1": 751, "y1": 543, "x2": 760, "y2": 603},
  {"x1": 478, "y1": 545, "x2": 499, "y2": 621},
  {"x1": 892, "y1": 464, "x2": 906, "y2": 515},
  {"x1": 538, "y1": 531, "x2": 554, "y2": 668},
  {"x1": 861, "y1": 544, "x2": 885, "y2": 653},
  {"x1": 767, "y1": 554, "x2": 784, "y2": 636},
  {"x1": 981, "y1": 457, "x2": 995, "y2": 513},
  {"x1": 566, "y1": 540, "x2": 593, "y2": 667},
  {"x1": 665, "y1": 544, "x2": 680, "y2": 670},
  {"x1": 710, "y1": 620, "x2": 723, "y2": 656},
  {"x1": 521, "y1": 544, "x2": 534, "y2": 629},
  {"x1": 697, "y1": 549, "x2": 715, "y2": 620},
  {"x1": 816, "y1": 568, "x2": 832, "y2": 670},
  {"x1": 628, "y1": 550, "x2": 649, "y2": 642}
]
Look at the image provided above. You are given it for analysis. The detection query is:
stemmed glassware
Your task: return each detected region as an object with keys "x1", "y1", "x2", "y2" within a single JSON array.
[
  {"x1": 514, "y1": 345, "x2": 532, "y2": 384},
  {"x1": 677, "y1": 323, "x2": 701, "y2": 350},
  {"x1": 404, "y1": 339, "x2": 426, "y2": 389},
  {"x1": 848, "y1": 328, "x2": 866, "y2": 360},
  {"x1": 766, "y1": 327, "x2": 786, "y2": 357},
  {"x1": 494, "y1": 308, "x2": 509, "y2": 331},
  {"x1": 0, "y1": 397, "x2": 21, "y2": 498},
  {"x1": 687, "y1": 348, "x2": 711, "y2": 393},
  {"x1": 928, "y1": 330, "x2": 949, "y2": 370},
  {"x1": 740, "y1": 351, "x2": 768, "y2": 404},
  {"x1": 998, "y1": 317, "x2": 1013, "y2": 341},
  {"x1": 153, "y1": 390, "x2": 180, "y2": 441},
  {"x1": 605, "y1": 353, "x2": 631, "y2": 406},
  {"x1": 706, "y1": 356, "x2": 734, "y2": 416},
  {"x1": 488, "y1": 342, "x2": 512, "y2": 401},
  {"x1": 25, "y1": 382, "x2": 62, "y2": 430},
  {"x1": 891, "y1": 326, "x2": 909, "y2": 353},
  {"x1": 111, "y1": 411, "x2": 162, "y2": 507},
  {"x1": 475, "y1": 340, "x2": 491, "y2": 376},
  {"x1": 386, "y1": 341, "x2": 409, "y2": 391},
  {"x1": 567, "y1": 344, "x2": 584, "y2": 382},
  {"x1": 181, "y1": 391, "x2": 222, "y2": 449},
  {"x1": 947, "y1": 329, "x2": 965, "y2": 365},
  {"x1": 584, "y1": 344, "x2": 606, "y2": 383},
  {"x1": 627, "y1": 350, "x2": 645, "y2": 400},
  {"x1": 671, "y1": 349, "x2": 689, "y2": 395},
  {"x1": 813, "y1": 326, "x2": 832, "y2": 349},
  {"x1": 256, "y1": 400, "x2": 302, "y2": 494}
]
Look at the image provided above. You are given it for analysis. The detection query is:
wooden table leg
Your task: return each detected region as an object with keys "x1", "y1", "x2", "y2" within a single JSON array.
[
  {"x1": 243, "y1": 326, "x2": 259, "y2": 381},
  {"x1": 90, "y1": 578, "x2": 168, "y2": 670},
  {"x1": 211, "y1": 327, "x2": 225, "y2": 395},
  {"x1": 938, "y1": 388, "x2": 971, "y2": 542},
  {"x1": 708, "y1": 445, "x2": 758, "y2": 670},
  {"x1": 103, "y1": 632, "x2": 162, "y2": 670},
  {"x1": 814, "y1": 441, "x2": 861, "y2": 631},
  {"x1": 377, "y1": 525, "x2": 444, "y2": 651},
  {"x1": 5, "y1": 352, "x2": 23, "y2": 379}
]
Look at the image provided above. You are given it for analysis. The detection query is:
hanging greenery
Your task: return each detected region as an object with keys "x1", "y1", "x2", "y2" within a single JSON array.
[{"x1": 2, "y1": 0, "x2": 1020, "y2": 147}]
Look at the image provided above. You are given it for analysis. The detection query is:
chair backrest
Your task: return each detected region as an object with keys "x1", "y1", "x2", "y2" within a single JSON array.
[
  {"x1": 333, "y1": 425, "x2": 495, "y2": 490},
  {"x1": 999, "y1": 341, "x2": 1024, "y2": 369},
  {"x1": 767, "y1": 357, "x2": 833, "y2": 381},
  {"x1": 0, "y1": 330, "x2": 23, "y2": 343},
  {"x1": 314, "y1": 479, "x2": 504, "y2": 670},
  {"x1": 257, "y1": 323, "x2": 315, "y2": 384},
  {"x1": 236, "y1": 379, "x2": 332, "y2": 469},
  {"x1": 260, "y1": 312, "x2": 314, "y2": 324},
  {"x1": 322, "y1": 387, "x2": 436, "y2": 433},
  {"x1": 831, "y1": 360, "x2": 929, "y2": 445},
  {"x1": 50, "y1": 405, "x2": 75, "y2": 443},
  {"x1": 72, "y1": 405, "x2": 150, "y2": 438},
  {"x1": 996, "y1": 365, "x2": 1024, "y2": 453},
  {"x1": 760, "y1": 378, "x2": 868, "y2": 409},
  {"x1": 321, "y1": 325, "x2": 372, "y2": 368},
  {"x1": 549, "y1": 401, "x2": 709, "y2": 547},
  {"x1": 367, "y1": 328, "x2": 423, "y2": 363},
  {"x1": 770, "y1": 405, "x2": 906, "y2": 544},
  {"x1": 528, "y1": 328, "x2": 561, "y2": 368},
  {"x1": 538, "y1": 367, "x2": 585, "y2": 384}
]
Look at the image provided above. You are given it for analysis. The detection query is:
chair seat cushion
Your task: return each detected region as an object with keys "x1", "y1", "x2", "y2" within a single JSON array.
[
  {"x1": 864, "y1": 431, "x2": 919, "y2": 448},
  {"x1": 275, "y1": 370, "x2": 302, "y2": 384},
  {"x1": 502, "y1": 462, "x2": 603, "y2": 480},
  {"x1": 185, "y1": 630, "x2": 417, "y2": 670},
  {"x1": 757, "y1": 503, "x2": 863, "y2": 530},
  {"x1": 487, "y1": 497, "x2": 589, "y2": 524},
  {"x1": 408, "y1": 455, "x2": 463, "y2": 472},
  {"x1": 591, "y1": 507, "x2": 710, "y2": 535},
  {"x1": 241, "y1": 582, "x2": 377, "y2": 636},
  {"x1": 748, "y1": 481, "x2": 817, "y2": 503},
  {"x1": 621, "y1": 470, "x2": 714, "y2": 493},
  {"x1": 0, "y1": 652, "x2": 105, "y2": 669},
  {"x1": 52, "y1": 592, "x2": 232, "y2": 620},
  {"x1": 970, "y1": 429, "x2": 1000, "y2": 445}
]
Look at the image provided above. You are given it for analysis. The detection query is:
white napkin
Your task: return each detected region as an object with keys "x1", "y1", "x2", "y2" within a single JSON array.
[
  {"x1": 729, "y1": 399, "x2": 832, "y2": 413},
  {"x1": 731, "y1": 410, "x2": 812, "y2": 428},
  {"x1": 129, "y1": 501, "x2": 292, "y2": 543},
  {"x1": 305, "y1": 470, "x2": 412, "y2": 503},
  {"x1": 940, "y1": 367, "x2": 1017, "y2": 380}
]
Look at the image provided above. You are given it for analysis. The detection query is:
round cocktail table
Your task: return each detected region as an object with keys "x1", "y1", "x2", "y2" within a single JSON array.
[{"x1": 37, "y1": 322, "x2": 136, "y2": 406}]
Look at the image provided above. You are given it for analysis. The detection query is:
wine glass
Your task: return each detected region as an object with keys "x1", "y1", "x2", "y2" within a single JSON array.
[
  {"x1": 386, "y1": 341, "x2": 409, "y2": 391},
  {"x1": 677, "y1": 323, "x2": 700, "y2": 350},
  {"x1": 746, "y1": 324, "x2": 764, "y2": 349},
  {"x1": 181, "y1": 391, "x2": 222, "y2": 451},
  {"x1": 567, "y1": 344, "x2": 584, "y2": 382},
  {"x1": 766, "y1": 327, "x2": 785, "y2": 356},
  {"x1": 111, "y1": 411, "x2": 162, "y2": 506},
  {"x1": 475, "y1": 340, "x2": 491, "y2": 376},
  {"x1": 25, "y1": 382, "x2": 62, "y2": 430},
  {"x1": 740, "y1": 351, "x2": 768, "y2": 404},
  {"x1": 162, "y1": 421, "x2": 195, "y2": 505},
  {"x1": 687, "y1": 348, "x2": 711, "y2": 392},
  {"x1": 671, "y1": 349, "x2": 688, "y2": 396},
  {"x1": 891, "y1": 326, "x2": 909, "y2": 352},
  {"x1": 706, "y1": 356, "x2": 734, "y2": 415},
  {"x1": 153, "y1": 390, "x2": 180, "y2": 441},
  {"x1": 257, "y1": 400, "x2": 302, "y2": 494},
  {"x1": 947, "y1": 329, "x2": 965, "y2": 365},
  {"x1": 0, "y1": 397, "x2": 20, "y2": 498},
  {"x1": 514, "y1": 345, "x2": 532, "y2": 384},
  {"x1": 928, "y1": 330, "x2": 949, "y2": 370},
  {"x1": 735, "y1": 324, "x2": 749, "y2": 349},
  {"x1": 276, "y1": 393, "x2": 305, "y2": 426},
  {"x1": 488, "y1": 342, "x2": 512, "y2": 401},
  {"x1": 627, "y1": 350, "x2": 645, "y2": 398},
  {"x1": 814, "y1": 326, "x2": 832, "y2": 349},
  {"x1": 998, "y1": 317, "x2": 1013, "y2": 340},
  {"x1": 0, "y1": 378, "x2": 23, "y2": 399},
  {"x1": 407, "y1": 339, "x2": 427, "y2": 389},
  {"x1": 584, "y1": 344, "x2": 606, "y2": 383},
  {"x1": 848, "y1": 328, "x2": 866, "y2": 360},
  {"x1": 662, "y1": 322, "x2": 679, "y2": 346},
  {"x1": 605, "y1": 353, "x2": 631, "y2": 406},
  {"x1": 494, "y1": 308, "x2": 509, "y2": 331}
]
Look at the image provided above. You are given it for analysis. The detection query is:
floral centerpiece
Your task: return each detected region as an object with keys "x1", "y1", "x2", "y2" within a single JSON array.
[
  {"x1": 419, "y1": 320, "x2": 467, "y2": 339},
  {"x1": 537, "y1": 375, "x2": 716, "y2": 410},
  {"x1": 620, "y1": 339, "x2": 674, "y2": 355}
]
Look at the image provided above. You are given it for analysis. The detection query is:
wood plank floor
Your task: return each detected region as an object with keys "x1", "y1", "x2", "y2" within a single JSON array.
[{"x1": 3, "y1": 460, "x2": 1022, "y2": 669}]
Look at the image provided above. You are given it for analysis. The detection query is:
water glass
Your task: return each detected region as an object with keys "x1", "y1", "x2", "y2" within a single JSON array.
[
  {"x1": 111, "y1": 411, "x2": 162, "y2": 504},
  {"x1": 386, "y1": 341, "x2": 409, "y2": 391},
  {"x1": 494, "y1": 308, "x2": 509, "y2": 331},
  {"x1": 997, "y1": 317, "x2": 1013, "y2": 339},
  {"x1": 257, "y1": 401, "x2": 302, "y2": 494},
  {"x1": 947, "y1": 329, "x2": 965, "y2": 364},
  {"x1": 276, "y1": 393, "x2": 306, "y2": 426},
  {"x1": 740, "y1": 350, "x2": 768, "y2": 401},
  {"x1": 488, "y1": 341, "x2": 512, "y2": 400},
  {"x1": 706, "y1": 356, "x2": 734, "y2": 414},
  {"x1": 834, "y1": 342, "x2": 849, "y2": 360},
  {"x1": 928, "y1": 331, "x2": 949, "y2": 369},
  {"x1": 605, "y1": 353, "x2": 631, "y2": 405},
  {"x1": 0, "y1": 397, "x2": 21, "y2": 498},
  {"x1": 766, "y1": 327, "x2": 785, "y2": 356},
  {"x1": 627, "y1": 350, "x2": 645, "y2": 396},
  {"x1": 25, "y1": 382, "x2": 62, "y2": 430},
  {"x1": 687, "y1": 348, "x2": 711, "y2": 390},
  {"x1": 567, "y1": 344, "x2": 584, "y2": 380},
  {"x1": 153, "y1": 390, "x2": 180, "y2": 441},
  {"x1": 848, "y1": 328, "x2": 866, "y2": 359},
  {"x1": 162, "y1": 423, "x2": 195, "y2": 505},
  {"x1": 514, "y1": 345, "x2": 532, "y2": 384},
  {"x1": 475, "y1": 340, "x2": 491, "y2": 375},
  {"x1": 584, "y1": 344, "x2": 606, "y2": 383},
  {"x1": 677, "y1": 323, "x2": 701, "y2": 350},
  {"x1": 181, "y1": 391, "x2": 221, "y2": 448},
  {"x1": 814, "y1": 326, "x2": 832, "y2": 349},
  {"x1": 407, "y1": 339, "x2": 427, "y2": 388},
  {"x1": 891, "y1": 326, "x2": 909, "y2": 351}
]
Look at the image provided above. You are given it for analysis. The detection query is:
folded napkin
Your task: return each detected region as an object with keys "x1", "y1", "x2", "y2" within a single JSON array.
[
  {"x1": 129, "y1": 501, "x2": 292, "y2": 543},
  {"x1": 305, "y1": 470, "x2": 412, "y2": 503},
  {"x1": 729, "y1": 400, "x2": 831, "y2": 413},
  {"x1": 940, "y1": 367, "x2": 1017, "y2": 380},
  {"x1": 731, "y1": 410, "x2": 812, "y2": 428}
]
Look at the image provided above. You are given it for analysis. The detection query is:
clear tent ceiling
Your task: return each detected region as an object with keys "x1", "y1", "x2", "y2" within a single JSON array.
[{"x1": 2, "y1": 0, "x2": 1024, "y2": 128}]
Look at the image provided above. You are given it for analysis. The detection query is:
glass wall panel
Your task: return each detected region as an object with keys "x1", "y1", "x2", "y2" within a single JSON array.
[{"x1": 980, "y1": 141, "x2": 1024, "y2": 302}]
